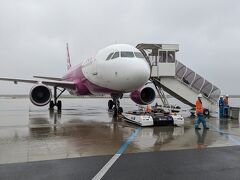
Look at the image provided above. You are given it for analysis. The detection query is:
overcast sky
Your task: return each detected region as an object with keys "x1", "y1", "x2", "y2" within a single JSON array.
[{"x1": 0, "y1": 0, "x2": 239, "y2": 95}]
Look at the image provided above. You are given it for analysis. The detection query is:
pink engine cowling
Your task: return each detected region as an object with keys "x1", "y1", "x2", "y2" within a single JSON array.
[
  {"x1": 30, "y1": 84, "x2": 52, "y2": 106},
  {"x1": 130, "y1": 87, "x2": 155, "y2": 105}
]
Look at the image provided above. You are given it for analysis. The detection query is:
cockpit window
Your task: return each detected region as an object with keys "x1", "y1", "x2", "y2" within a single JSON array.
[
  {"x1": 134, "y1": 52, "x2": 145, "y2": 58},
  {"x1": 111, "y1": 52, "x2": 119, "y2": 59},
  {"x1": 106, "y1": 52, "x2": 114, "y2": 60},
  {"x1": 121, "y1": 51, "x2": 134, "y2": 58}
]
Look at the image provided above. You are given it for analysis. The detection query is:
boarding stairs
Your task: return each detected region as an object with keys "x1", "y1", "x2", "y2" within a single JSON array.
[{"x1": 136, "y1": 44, "x2": 221, "y2": 112}]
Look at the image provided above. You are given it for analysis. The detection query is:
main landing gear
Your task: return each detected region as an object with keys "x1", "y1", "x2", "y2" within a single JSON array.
[
  {"x1": 49, "y1": 86, "x2": 66, "y2": 111},
  {"x1": 108, "y1": 93, "x2": 123, "y2": 117}
]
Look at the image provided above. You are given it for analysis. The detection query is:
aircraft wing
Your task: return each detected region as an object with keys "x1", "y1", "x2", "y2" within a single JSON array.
[
  {"x1": 0, "y1": 77, "x2": 76, "y2": 90},
  {"x1": 42, "y1": 80, "x2": 75, "y2": 89},
  {"x1": 33, "y1": 76, "x2": 62, "y2": 81}
]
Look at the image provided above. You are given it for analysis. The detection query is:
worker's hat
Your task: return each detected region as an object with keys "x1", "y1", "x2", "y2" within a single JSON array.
[{"x1": 197, "y1": 94, "x2": 203, "y2": 98}]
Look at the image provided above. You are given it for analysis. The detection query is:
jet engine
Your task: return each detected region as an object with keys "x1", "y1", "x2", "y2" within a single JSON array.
[
  {"x1": 130, "y1": 87, "x2": 155, "y2": 105},
  {"x1": 30, "y1": 84, "x2": 52, "y2": 106}
]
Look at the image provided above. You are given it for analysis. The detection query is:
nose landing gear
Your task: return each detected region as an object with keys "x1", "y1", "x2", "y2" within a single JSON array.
[
  {"x1": 109, "y1": 93, "x2": 123, "y2": 117},
  {"x1": 108, "y1": 100, "x2": 114, "y2": 110}
]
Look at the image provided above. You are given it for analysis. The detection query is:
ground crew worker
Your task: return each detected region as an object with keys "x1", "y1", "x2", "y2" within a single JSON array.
[
  {"x1": 146, "y1": 104, "x2": 152, "y2": 113},
  {"x1": 154, "y1": 103, "x2": 158, "y2": 112},
  {"x1": 223, "y1": 95, "x2": 229, "y2": 117},
  {"x1": 195, "y1": 94, "x2": 209, "y2": 130},
  {"x1": 224, "y1": 95, "x2": 229, "y2": 106},
  {"x1": 219, "y1": 96, "x2": 224, "y2": 118}
]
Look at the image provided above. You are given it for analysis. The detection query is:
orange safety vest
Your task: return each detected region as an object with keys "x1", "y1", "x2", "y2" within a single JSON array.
[
  {"x1": 146, "y1": 105, "x2": 151, "y2": 113},
  {"x1": 196, "y1": 99, "x2": 203, "y2": 114},
  {"x1": 224, "y1": 98, "x2": 229, "y2": 105}
]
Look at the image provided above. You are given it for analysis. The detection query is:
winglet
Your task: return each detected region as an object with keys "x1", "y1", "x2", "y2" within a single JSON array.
[{"x1": 66, "y1": 43, "x2": 71, "y2": 70}]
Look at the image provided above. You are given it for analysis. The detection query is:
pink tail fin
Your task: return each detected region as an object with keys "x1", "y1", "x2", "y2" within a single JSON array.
[{"x1": 66, "y1": 43, "x2": 71, "y2": 70}]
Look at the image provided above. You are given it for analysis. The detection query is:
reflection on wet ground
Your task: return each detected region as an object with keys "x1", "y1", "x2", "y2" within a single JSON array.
[
  {"x1": 0, "y1": 98, "x2": 240, "y2": 164},
  {"x1": 195, "y1": 129, "x2": 208, "y2": 149}
]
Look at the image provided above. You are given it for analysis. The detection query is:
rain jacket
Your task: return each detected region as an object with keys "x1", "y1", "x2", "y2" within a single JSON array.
[
  {"x1": 224, "y1": 98, "x2": 229, "y2": 106},
  {"x1": 196, "y1": 99, "x2": 203, "y2": 115}
]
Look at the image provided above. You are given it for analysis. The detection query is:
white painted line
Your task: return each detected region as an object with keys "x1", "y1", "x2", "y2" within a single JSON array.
[
  {"x1": 92, "y1": 154, "x2": 120, "y2": 180},
  {"x1": 92, "y1": 127, "x2": 141, "y2": 180}
]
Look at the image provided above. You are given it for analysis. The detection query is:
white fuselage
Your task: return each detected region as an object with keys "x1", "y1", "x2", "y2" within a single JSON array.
[{"x1": 81, "y1": 44, "x2": 151, "y2": 94}]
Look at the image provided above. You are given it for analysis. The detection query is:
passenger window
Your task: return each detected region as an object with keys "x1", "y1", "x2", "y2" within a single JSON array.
[
  {"x1": 106, "y1": 52, "x2": 114, "y2": 60},
  {"x1": 121, "y1": 51, "x2": 134, "y2": 58},
  {"x1": 112, "y1": 52, "x2": 119, "y2": 59},
  {"x1": 134, "y1": 52, "x2": 145, "y2": 58}
]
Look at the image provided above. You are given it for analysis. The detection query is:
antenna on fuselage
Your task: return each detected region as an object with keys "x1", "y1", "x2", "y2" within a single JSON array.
[{"x1": 66, "y1": 43, "x2": 71, "y2": 70}]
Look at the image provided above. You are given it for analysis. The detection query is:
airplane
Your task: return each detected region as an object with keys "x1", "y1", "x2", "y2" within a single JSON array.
[{"x1": 0, "y1": 44, "x2": 156, "y2": 116}]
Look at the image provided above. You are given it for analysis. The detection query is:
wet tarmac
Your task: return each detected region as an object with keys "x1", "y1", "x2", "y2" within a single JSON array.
[{"x1": 1, "y1": 98, "x2": 240, "y2": 179}]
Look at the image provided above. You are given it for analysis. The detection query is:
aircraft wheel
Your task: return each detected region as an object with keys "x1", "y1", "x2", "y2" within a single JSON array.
[
  {"x1": 119, "y1": 107, "x2": 123, "y2": 114},
  {"x1": 203, "y1": 108, "x2": 209, "y2": 117},
  {"x1": 108, "y1": 100, "x2": 114, "y2": 110},
  {"x1": 49, "y1": 101, "x2": 54, "y2": 110},
  {"x1": 57, "y1": 100, "x2": 62, "y2": 111}
]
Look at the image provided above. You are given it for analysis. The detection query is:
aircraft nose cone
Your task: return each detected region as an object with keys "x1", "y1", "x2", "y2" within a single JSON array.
[
  {"x1": 124, "y1": 58, "x2": 150, "y2": 91},
  {"x1": 135, "y1": 63, "x2": 150, "y2": 79}
]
